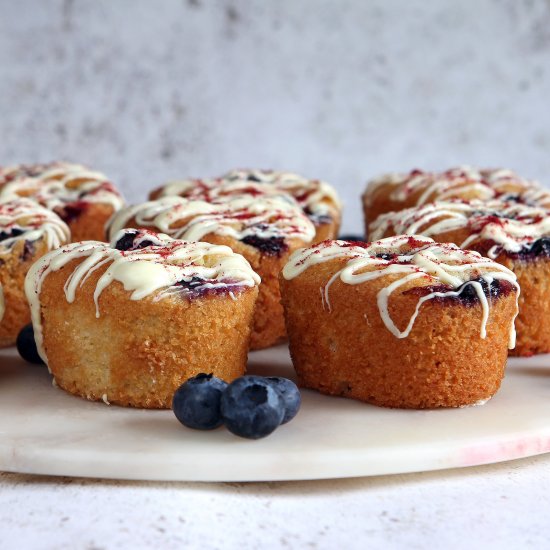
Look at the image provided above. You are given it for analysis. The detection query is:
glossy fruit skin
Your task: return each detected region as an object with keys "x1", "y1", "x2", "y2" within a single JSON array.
[
  {"x1": 220, "y1": 376, "x2": 285, "y2": 439},
  {"x1": 266, "y1": 377, "x2": 301, "y2": 424},
  {"x1": 172, "y1": 374, "x2": 228, "y2": 430},
  {"x1": 16, "y1": 324, "x2": 44, "y2": 365}
]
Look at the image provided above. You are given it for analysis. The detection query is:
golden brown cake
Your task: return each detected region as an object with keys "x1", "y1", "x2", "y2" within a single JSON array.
[
  {"x1": 0, "y1": 198, "x2": 70, "y2": 347},
  {"x1": 25, "y1": 229, "x2": 260, "y2": 408},
  {"x1": 370, "y1": 199, "x2": 550, "y2": 356},
  {"x1": 280, "y1": 236, "x2": 519, "y2": 409},
  {"x1": 107, "y1": 195, "x2": 316, "y2": 350},
  {"x1": 0, "y1": 162, "x2": 125, "y2": 241},
  {"x1": 362, "y1": 166, "x2": 550, "y2": 230},
  {"x1": 149, "y1": 168, "x2": 341, "y2": 243}
]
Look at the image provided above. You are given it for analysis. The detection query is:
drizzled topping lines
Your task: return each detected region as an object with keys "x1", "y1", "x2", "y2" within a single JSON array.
[
  {"x1": 366, "y1": 166, "x2": 550, "y2": 209},
  {"x1": 283, "y1": 236, "x2": 519, "y2": 346},
  {"x1": 24, "y1": 229, "x2": 260, "y2": 363},
  {"x1": 0, "y1": 162, "x2": 124, "y2": 215},
  {"x1": 369, "y1": 199, "x2": 550, "y2": 259},
  {"x1": 107, "y1": 195, "x2": 316, "y2": 253},
  {"x1": 0, "y1": 198, "x2": 70, "y2": 254},
  {"x1": 155, "y1": 168, "x2": 341, "y2": 226}
]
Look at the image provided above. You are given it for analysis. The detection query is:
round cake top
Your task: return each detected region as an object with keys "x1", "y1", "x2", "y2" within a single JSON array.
[
  {"x1": 153, "y1": 168, "x2": 341, "y2": 226},
  {"x1": 0, "y1": 162, "x2": 125, "y2": 216},
  {"x1": 282, "y1": 236, "x2": 519, "y2": 345},
  {"x1": 369, "y1": 199, "x2": 550, "y2": 259},
  {"x1": 107, "y1": 195, "x2": 316, "y2": 256},
  {"x1": 365, "y1": 166, "x2": 549, "y2": 208},
  {"x1": 0, "y1": 198, "x2": 70, "y2": 254},
  {"x1": 25, "y1": 229, "x2": 261, "y2": 363}
]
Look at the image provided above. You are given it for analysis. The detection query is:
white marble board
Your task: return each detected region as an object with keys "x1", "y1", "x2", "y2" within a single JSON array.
[{"x1": 0, "y1": 345, "x2": 549, "y2": 482}]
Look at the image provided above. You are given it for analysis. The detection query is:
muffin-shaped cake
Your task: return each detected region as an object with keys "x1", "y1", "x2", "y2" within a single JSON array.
[
  {"x1": 370, "y1": 199, "x2": 550, "y2": 356},
  {"x1": 280, "y1": 236, "x2": 519, "y2": 409},
  {"x1": 363, "y1": 166, "x2": 550, "y2": 229},
  {"x1": 149, "y1": 168, "x2": 341, "y2": 243},
  {"x1": 0, "y1": 162, "x2": 124, "y2": 241},
  {"x1": 107, "y1": 195, "x2": 316, "y2": 349},
  {"x1": 25, "y1": 229, "x2": 260, "y2": 408},
  {"x1": 0, "y1": 198, "x2": 70, "y2": 347}
]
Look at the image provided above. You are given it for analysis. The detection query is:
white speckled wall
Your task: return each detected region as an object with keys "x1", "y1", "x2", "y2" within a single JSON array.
[{"x1": 1, "y1": 0, "x2": 550, "y2": 232}]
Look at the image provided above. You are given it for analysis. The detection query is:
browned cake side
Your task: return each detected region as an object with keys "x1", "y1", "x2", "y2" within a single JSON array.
[
  {"x1": 61, "y1": 202, "x2": 115, "y2": 242},
  {"x1": 171, "y1": 232, "x2": 303, "y2": 351},
  {"x1": 372, "y1": 220, "x2": 550, "y2": 357},
  {"x1": 280, "y1": 260, "x2": 516, "y2": 409},
  {"x1": 312, "y1": 216, "x2": 340, "y2": 243},
  {"x1": 148, "y1": 186, "x2": 164, "y2": 201},
  {"x1": 497, "y1": 256, "x2": 550, "y2": 356},
  {"x1": 0, "y1": 240, "x2": 51, "y2": 347},
  {"x1": 39, "y1": 259, "x2": 258, "y2": 408},
  {"x1": 114, "y1": 211, "x2": 307, "y2": 350}
]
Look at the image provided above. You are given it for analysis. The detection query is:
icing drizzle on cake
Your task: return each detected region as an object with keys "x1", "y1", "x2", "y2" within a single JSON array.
[
  {"x1": 25, "y1": 229, "x2": 261, "y2": 363},
  {"x1": 222, "y1": 169, "x2": 341, "y2": 219},
  {"x1": 107, "y1": 195, "x2": 316, "y2": 252},
  {"x1": 155, "y1": 168, "x2": 341, "y2": 226},
  {"x1": 282, "y1": 236, "x2": 519, "y2": 346},
  {"x1": 0, "y1": 162, "x2": 124, "y2": 216},
  {"x1": 369, "y1": 199, "x2": 550, "y2": 259},
  {"x1": 0, "y1": 198, "x2": 70, "y2": 326},
  {"x1": 0, "y1": 198, "x2": 71, "y2": 254},
  {"x1": 366, "y1": 166, "x2": 549, "y2": 208}
]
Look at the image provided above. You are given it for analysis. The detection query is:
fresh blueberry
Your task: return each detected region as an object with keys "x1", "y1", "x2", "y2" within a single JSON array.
[
  {"x1": 114, "y1": 231, "x2": 139, "y2": 251},
  {"x1": 114, "y1": 230, "x2": 155, "y2": 252},
  {"x1": 240, "y1": 235, "x2": 287, "y2": 256},
  {"x1": 0, "y1": 228, "x2": 24, "y2": 241},
  {"x1": 221, "y1": 376, "x2": 285, "y2": 439},
  {"x1": 375, "y1": 252, "x2": 396, "y2": 261},
  {"x1": 16, "y1": 324, "x2": 44, "y2": 365},
  {"x1": 528, "y1": 237, "x2": 550, "y2": 258},
  {"x1": 172, "y1": 373, "x2": 228, "y2": 430},
  {"x1": 61, "y1": 202, "x2": 87, "y2": 223},
  {"x1": 266, "y1": 377, "x2": 301, "y2": 424}
]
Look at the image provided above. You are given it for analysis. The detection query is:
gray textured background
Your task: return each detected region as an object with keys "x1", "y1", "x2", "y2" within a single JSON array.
[{"x1": 1, "y1": 0, "x2": 550, "y2": 232}]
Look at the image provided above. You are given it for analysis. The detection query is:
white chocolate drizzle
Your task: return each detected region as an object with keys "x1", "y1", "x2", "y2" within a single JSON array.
[
  {"x1": 365, "y1": 166, "x2": 549, "y2": 208},
  {"x1": 24, "y1": 230, "x2": 261, "y2": 364},
  {"x1": 223, "y1": 169, "x2": 342, "y2": 217},
  {"x1": 155, "y1": 168, "x2": 341, "y2": 225},
  {"x1": 107, "y1": 195, "x2": 316, "y2": 245},
  {"x1": 0, "y1": 162, "x2": 125, "y2": 213},
  {"x1": 282, "y1": 236, "x2": 519, "y2": 347},
  {"x1": 0, "y1": 198, "x2": 71, "y2": 255},
  {"x1": 0, "y1": 199, "x2": 70, "y2": 325},
  {"x1": 369, "y1": 199, "x2": 550, "y2": 259}
]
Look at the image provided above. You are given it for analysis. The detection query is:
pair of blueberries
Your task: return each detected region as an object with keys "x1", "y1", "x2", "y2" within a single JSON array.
[{"x1": 172, "y1": 374, "x2": 301, "y2": 440}]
